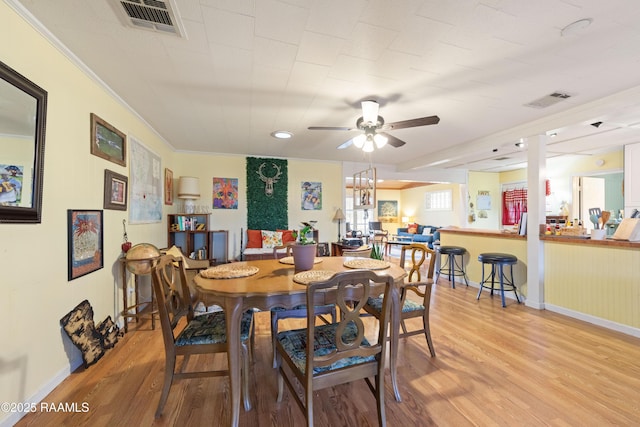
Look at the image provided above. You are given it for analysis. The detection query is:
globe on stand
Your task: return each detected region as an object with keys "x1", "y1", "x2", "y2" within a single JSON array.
[{"x1": 125, "y1": 243, "x2": 161, "y2": 275}]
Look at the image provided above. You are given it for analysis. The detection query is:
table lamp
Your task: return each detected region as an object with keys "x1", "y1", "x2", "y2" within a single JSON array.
[
  {"x1": 178, "y1": 176, "x2": 200, "y2": 214},
  {"x1": 332, "y1": 208, "x2": 346, "y2": 241}
]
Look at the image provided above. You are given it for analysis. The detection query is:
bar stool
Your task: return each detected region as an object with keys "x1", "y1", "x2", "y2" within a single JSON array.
[
  {"x1": 477, "y1": 252, "x2": 521, "y2": 308},
  {"x1": 435, "y1": 246, "x2": 469, "y2": 288}
]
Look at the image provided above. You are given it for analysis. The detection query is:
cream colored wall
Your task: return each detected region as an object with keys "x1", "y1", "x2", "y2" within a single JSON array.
[
  {"x1": 400, "y1": 183, "x2": 463, "y2": 228},
  {"x1": 467, "y1": 171, "x2": 500, "y2": 230},
  {"x1": 372, "y1": 188, "x2": 402, "y2": 232},
  {"x1": 0, "y1": 6, "x2": 345, "y2": 424},
  {"x1": 1, "y1": 4, "x2": 173, "y2": 420}
]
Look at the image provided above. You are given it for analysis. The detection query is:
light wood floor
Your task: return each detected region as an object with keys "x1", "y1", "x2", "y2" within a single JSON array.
[{"x1": 16, "y1": 266, "x2": 640, "y2": 426}]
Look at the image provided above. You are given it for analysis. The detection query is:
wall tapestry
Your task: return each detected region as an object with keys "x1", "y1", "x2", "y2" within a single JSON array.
[
  {"x1": 247, "y1": 157, "x2": 287, "y2": 230},
  {"x1": 0, "y1": 164, "x2": 24, "y2": 206},
  {"x1": 212, "y1": 177, "x2": 238, "y2": 209},
  {"x1": 377, "y1": 200, "x2": 398, "y2": 222},
  {"x1": 301, "y1": 181, "x2": 322, "y2": 210},
  {"x1": 129, "y1": 137, "x2": 162, "y2": 224}
]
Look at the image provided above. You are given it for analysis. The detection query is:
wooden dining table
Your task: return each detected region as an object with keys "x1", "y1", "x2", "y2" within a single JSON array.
[{"x1": 194, "y1": 256, "x2": 407, "y2": 427}]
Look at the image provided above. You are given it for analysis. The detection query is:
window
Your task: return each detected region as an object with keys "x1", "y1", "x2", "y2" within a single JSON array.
[
  {"x1": 425, "y1": 189, "x2": 452, "y2": 211},
  {"x1": 345, "y1": 196, "x2": 369, "y2": 234}
]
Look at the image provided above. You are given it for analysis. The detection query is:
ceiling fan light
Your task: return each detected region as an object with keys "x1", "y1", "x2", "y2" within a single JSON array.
[
  {"x1": 361, "y1": 100, "x2": 379, "y2": 124},
  {"x1": 353, "y1": 134, "x2": 366, "y2": 148},
  {"x1": 363, "y1": 139, "x2": 375, "y2": 152},
  {"x1": 374, "y1": 133, "x2": 388, "y2": 148}
]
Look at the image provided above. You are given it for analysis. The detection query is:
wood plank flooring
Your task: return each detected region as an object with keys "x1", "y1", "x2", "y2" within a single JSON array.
[{"x1": 16, "y1": 265, "x2": 640, "y2": 426}]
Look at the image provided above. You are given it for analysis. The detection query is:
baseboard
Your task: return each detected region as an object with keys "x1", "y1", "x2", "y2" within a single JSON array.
[
  {"x1": 545, "y1": 304, "x2": 640, "y2": 339},
  {"x1": 0, "y1": 357, "x2": 83, "y2": 427}
]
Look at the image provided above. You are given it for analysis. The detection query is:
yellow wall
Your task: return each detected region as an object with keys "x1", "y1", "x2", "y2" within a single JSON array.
[
  {"x1": 545, "y1": 241, "x2": 640, "y2": 329},
  {"x1": 0, "y1": 5, "x2": 344, "y2": 423},
  {"x1": 468, "y1": 171, "x2": 500, "y2": 230},
  {"x1": 400, "y1": 183, "x2": 464, "y2": 227}
]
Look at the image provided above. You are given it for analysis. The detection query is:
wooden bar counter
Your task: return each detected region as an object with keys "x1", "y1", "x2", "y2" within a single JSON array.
[{"x1": 439, "y1": 227, "x2": 640, "y2": 336}]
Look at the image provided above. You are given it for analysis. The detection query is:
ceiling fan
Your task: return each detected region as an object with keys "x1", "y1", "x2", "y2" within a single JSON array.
[{"x1": 308, "y1": 100, "x2": 440, "y2": 152}]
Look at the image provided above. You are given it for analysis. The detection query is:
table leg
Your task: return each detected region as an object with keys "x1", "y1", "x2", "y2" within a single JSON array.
[
  {"x1": 223, "y1": 297, "x2": 243, "y2": 427},
  {"x1": 389, "y1": 285, "x2": 401, "y2": 402}
]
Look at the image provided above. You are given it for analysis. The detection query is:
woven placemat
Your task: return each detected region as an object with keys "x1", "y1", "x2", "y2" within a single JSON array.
[
  {"x1": 279, "y1": 256, "x2": 323, "y2": 265},
  {"x1": 343, "y1": 259, "x2": 391, "y2": 270},
  {"x1": 200, "y1": 264, "x2": 259, "y2": 279},
  {"x1": 292, "y1": 270, "x2": 336, "y2": 285}
]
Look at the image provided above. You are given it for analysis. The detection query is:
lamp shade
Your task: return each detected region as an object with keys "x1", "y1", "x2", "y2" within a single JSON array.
[
  {"x1": 177, "y1": 176, "x2": 200, "y2": 199},
  {"x1": 333, "y1": 208, "x2": 345, "y2": 221}
]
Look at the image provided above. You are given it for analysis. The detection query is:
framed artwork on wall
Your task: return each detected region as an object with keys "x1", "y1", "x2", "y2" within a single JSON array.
[
  {"x1": 129, "y1": 137, "x2": 162, "y2": 224},
  {"x1": 377, "y1": 200, "x2": 398, "y2": 222},
  {"x1": 212, "y1": 177, "x2": 238, "y2": 209},
  {"x1": 301, "y1": 181, "x2": 322, "y2": 210},
  {"x1": 67, "y1": 209, "x2": 104, "y2": 281},
  {"x1": 103, "y1": 169, "x2": 128, "y2": 211},
  {"x1": 164, "y1": 168, "x2": 173, "y2": 205},
  {"x1": 90, "y1": 113, "x2": 126, "y2": 166}
]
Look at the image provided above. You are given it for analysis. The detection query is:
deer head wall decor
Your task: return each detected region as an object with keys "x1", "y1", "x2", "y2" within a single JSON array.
[{"x1": 256, "y1": 162, "x2": 282, "y2": 197}]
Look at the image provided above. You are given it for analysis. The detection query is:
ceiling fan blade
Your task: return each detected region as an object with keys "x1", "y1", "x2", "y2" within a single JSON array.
[
  {"x1": 337, "y1": 138, "x2": 354, "y2": 150},
  {"x1": 308, "y1": 126, "x2": 357, "y2": 131},
  {"x1": 379, "y1": 132, "x2": 406, "y2": 148},
  {"x1": 383, "y1": 115, "x2": 440, "y2": 130}
]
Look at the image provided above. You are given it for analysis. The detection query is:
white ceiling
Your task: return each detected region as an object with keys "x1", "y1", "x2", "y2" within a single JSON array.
[{"x1": 9, "y1": 0, "x2": 640, "y2": 180}]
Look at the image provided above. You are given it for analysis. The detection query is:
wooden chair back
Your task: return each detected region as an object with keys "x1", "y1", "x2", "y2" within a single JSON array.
[
  {"x1": 276, "y1": 270, "x2": 393, "y2": 426},
  {"x1": 342, "y1": 246, "x2": 372, "y2": 258},
  {"x1": 400, "y1": 243, "x2": 435, "y2": 282}
]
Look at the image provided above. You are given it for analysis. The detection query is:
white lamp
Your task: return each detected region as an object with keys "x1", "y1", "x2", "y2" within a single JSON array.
[
  {"x1": 332, "y1": 208, "x2": 346, "y2": 241},
  {"x1": 178, "y1": 176, "x2": 200, "y2": 214}
]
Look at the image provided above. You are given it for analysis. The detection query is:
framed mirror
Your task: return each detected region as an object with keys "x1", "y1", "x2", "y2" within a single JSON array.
[{"x1": 0, "y1": 61, "x2": 47, "y2": 223}]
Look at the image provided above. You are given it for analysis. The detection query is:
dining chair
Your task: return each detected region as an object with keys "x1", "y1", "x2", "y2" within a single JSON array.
[
  {"x1": 275, "y1": 270, "x2": 394, "y2": 427},
  {"x1": 150, "y1": 255, "x2": 254, "y2": 417},
  {"x1": 342, "y1": 245, "x2": 373, "y2": 257},
  {"x1": 363, "y1": 243, "x2": 437, "y2": 357},
  {"x1": 269, "y1": 242, "x2": 336, "y2": 368}
]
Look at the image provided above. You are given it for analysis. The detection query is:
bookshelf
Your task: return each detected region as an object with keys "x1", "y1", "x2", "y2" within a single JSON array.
[{"x1": 167, "y1": 214, "x2": 229, "y2": 265}]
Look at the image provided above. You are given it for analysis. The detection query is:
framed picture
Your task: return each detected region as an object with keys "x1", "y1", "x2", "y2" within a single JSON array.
[
  {"x1": 67, "y1": 209, "x2": 104, "y2": 281},
  {"x1": 377, "y1": 200, "x2": 398, "y2": 222},
  {"x1": 165, "y1": 168, "x2": 173, "y2": 205},
  {"x1": 212, "y1": 177, "x2": 238, "y2": 209},
  {"x1": 129, "y1": 137, "x2": 162, "y2": 223},
  {"x1": 90, "y1": 113, "x2": 126, "y2": 166},
  {"x1": 103, "y1": 169, "x2": 128, "y2": 211},
  {"x1": 301, "y1": 181, "x2": 322, "y2": 210}
]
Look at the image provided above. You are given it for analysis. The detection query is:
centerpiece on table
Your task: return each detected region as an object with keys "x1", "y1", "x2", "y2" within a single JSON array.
[{"x1": 291, "y1": 224, "x2": 317, "y2": 271}]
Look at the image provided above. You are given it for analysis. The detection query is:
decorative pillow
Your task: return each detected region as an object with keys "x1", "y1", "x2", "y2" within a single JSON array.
[
  {"x1": 164, "y1": 245, "x2": 191, "y2": 268},
  {"x1": 246, "y1": 229, "x2": 263, "y2": 248},
  {"x1": 96, "y1": 316, "x2": 121, "y2": 349},
  {"x1": 60, "y1": 300, "x2": 105, "y2": 368},
  {"x1": 278, "y1": 229, "x2": 295, "y2": 244},
  {"x1": 407, "y1": 223, "x2": 418, "y2": 234},
  {"x1": 261, "y1": 230, "x2": 283, "y2": 249},
  {"x1": 422, "y1": 227, "x2": 432, "y2": 235}
]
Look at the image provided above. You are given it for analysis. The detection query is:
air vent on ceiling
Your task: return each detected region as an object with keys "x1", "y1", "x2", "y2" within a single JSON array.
[
  {"x1": 114, "y1": 0, "x2": 186, "y2": 37},
  {"x1": 494, "y1": 156, "x2": 511, "y2": 161},
  {"x1": 524, "y1": 92, "x2": 571, "y2": 109}
]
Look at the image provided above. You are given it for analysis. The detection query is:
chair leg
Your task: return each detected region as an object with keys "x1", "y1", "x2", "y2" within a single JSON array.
[
  {"x1": 155, "y1": 355, "x2": 176, "y2": 418},
  {"x1": 422, "y1": 314, "x2": 436, "y2": 357},
  {"x1": 375, "y1": 372, "x2": 386, "y2": 427},
  {"x1": 271, "y1": 311, "x2": 279, "y2": 368},
  {"x1": 241, "y1": 343, "x2": 252, "y2": 411}
]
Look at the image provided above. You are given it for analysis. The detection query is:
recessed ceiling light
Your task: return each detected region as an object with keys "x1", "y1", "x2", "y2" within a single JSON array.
[
  {"x1": 561, "y1": 18, "x2": 592, "y2": 37},
  {"x1": 271, "y1": 130, "x2": 292, "y2": 139}
]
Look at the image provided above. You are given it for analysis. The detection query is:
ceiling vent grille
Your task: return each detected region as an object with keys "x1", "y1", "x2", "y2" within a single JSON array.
[
  {"x1": 524, "y1": 92, "x2": 571, "y2": 109},
  {"x1": 114, "y1": 0, "x2": 186, "y2": 37}
]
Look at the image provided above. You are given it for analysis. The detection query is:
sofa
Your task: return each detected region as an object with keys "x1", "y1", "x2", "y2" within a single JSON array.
[{"x1": 396, "y1": 224, "x2": 441, "y2": 248}]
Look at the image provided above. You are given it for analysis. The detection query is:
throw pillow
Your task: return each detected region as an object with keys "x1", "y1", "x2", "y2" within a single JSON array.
[
  {"x1": 408, "y1": 223, "x2": 418, "y2": 234},
  {"x1": 278, "y1": 229, "x2": 295, "y2": 244},
  {"x1": 60, "y1": 300, "x2": 105, "y2": 368},
  {"x1": 246, "y1": 229, "x2": 262, "y2": 248},
  {"x1": 96, "y1": 316, "x2": 121, "y2": 349},
  {"x1": 422, "y1": 227, "x2": 432, "y2": 236},
  {"x1": 261, "y1": 230, "x2": 283, "y2": 248}
]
